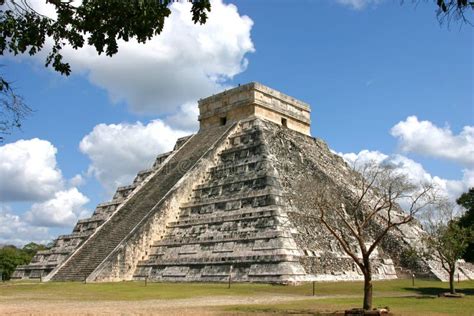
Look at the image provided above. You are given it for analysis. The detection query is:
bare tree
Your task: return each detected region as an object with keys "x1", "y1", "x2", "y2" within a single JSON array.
[
  {"x1": 0, "y1": 77, "x2": 31, "y2": 142},
  {"x1": 295, "y1": 162, "x2": 436, "y2": 311}
]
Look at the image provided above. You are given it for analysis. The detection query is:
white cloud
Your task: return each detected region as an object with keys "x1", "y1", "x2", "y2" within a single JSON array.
[
  {"x1": 164, "y1": 102, "x2": 200, "y2": 131},
  {"x1": 0, "y1": 206, "x2": 52, "y2": 246},
  {"x1": 335, "y1": 0, "x2": 384, "y2": 10},
  {"x1": 25, "y1": 188, "x2": 89, "y2": 228},
  {"x1": 0, "y1": 139, "x2": 63, "y2": 201},
  {"x1": 338, "y1": 149, "x2": 388, "y2": 168},
  {"x1": 0, "y1": 138, "x2": 91, "y2": 243},
  {"x1": 69, "y1": 174, "x2": 85, "y2": 187},
  {"x1": 338, "y1": 116, "x2": 474, "y2": 217},
  {"x1": 80, "y1": 120, "x2": 188, "y2": 192},
  {"x1": 339, "y1": 150, "x2": 474, "y2": 203},
  {"x1": 26, "y1": 0, "x2": 254, "y2": 120},
  {"x1": 391, "y1": 116, "x2": 474, "y2": 168}
]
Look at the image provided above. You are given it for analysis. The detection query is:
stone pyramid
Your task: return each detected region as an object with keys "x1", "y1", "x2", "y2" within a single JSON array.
[{"x1": 14, "y1": 83, "x2": 473, "y2": 283}]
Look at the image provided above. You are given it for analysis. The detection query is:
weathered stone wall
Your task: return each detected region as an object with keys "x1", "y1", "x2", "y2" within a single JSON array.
[
  {"x1": 254, "y1": 105, "x2": 310, "y2": 136},
  {"x1": 260, "y1": 120, "x2": 404, "y2": 281},
  {"x1": 198, "y1": 82, "x2": 311, "y2": 135},
  {"x1": 199, "y1": 103, "x2": 255, "y2": 130}
]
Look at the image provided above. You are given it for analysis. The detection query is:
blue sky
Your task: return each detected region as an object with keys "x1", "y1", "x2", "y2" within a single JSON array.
[{"x1": 0, "y1": 0, "x2": 472, "y2": 245}]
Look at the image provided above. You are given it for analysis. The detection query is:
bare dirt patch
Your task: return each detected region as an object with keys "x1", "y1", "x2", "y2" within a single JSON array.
[{"x1": 1, "y1": 294, "x2": 316, "y2": 315}]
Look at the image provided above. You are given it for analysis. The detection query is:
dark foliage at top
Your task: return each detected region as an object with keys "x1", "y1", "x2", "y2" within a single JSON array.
[{"x1": 0, "y1": 0, "x2": 210, "y2": 141}]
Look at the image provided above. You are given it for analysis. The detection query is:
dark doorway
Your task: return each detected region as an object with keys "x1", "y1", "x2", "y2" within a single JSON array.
[
  {"x1": 220, "y1": 117, "x2": 227, "y2": 126},
  {"x1": 281, "y1": 118, "x2": 288, "y2": 128}
]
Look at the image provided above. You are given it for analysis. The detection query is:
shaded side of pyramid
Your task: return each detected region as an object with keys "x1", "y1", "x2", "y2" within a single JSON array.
[
  {"x1": 260, "y1": 120, "x2": 474, "y2": 282},
  {"x1": 258, "y1": 119, "x2": 431, "y2": 281}
]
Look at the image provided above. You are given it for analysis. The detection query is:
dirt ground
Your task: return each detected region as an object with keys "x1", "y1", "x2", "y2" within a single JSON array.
[{"x1": 1, "y1": 294, "x2": 317, "y2": 315}]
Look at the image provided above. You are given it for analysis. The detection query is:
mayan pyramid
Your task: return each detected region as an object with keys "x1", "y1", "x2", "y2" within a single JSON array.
[{"x1": 13, "y1": 82, "x2": 473, "y2": 283}]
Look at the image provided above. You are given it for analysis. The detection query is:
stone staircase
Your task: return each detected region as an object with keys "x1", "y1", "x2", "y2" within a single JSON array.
[
  {"x1": 426, "y1": 260, "x2": 474, "y2": 281},
  {"x1": 133, "y1": 119, "x2": 308, "y2": 283},
  {"x1": 49, "y1": 125, "x2": 231, "y2": 281}
]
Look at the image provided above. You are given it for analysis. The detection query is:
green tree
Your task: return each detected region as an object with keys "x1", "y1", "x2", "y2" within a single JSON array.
[
  {"x1": 22, "y1": 242, "x2": 48, "y2": 256},
  {"x1": 0, "y1": 245, "x2": 31, "y2": 280},
  {"x1": 0, "y1": 243, "x2": 50, "y2": 280},
  {"x1": 456, "y1": 188, "x2": 474, "y2": 262},
  {"x1": 424, "y1": 220, "x2": 473, "y2": 294}
]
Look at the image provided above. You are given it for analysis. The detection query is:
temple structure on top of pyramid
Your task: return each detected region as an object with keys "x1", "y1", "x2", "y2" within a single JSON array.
[{"x1": 13, "y1": 82, "x2": 473, "y2": 283}]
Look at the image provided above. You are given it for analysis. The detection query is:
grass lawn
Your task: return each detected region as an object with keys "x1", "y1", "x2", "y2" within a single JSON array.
[
  {"x1": 1, "y1": 279, "x2": 473, "y2": 315},
  {"x1": 228, "y1": 296, "x2": 474, "y2": 316}
]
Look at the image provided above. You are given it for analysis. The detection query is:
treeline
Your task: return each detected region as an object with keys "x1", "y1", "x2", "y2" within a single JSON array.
[{"x1": 0, "y1": 243, "x2": 49, "y2": 280}]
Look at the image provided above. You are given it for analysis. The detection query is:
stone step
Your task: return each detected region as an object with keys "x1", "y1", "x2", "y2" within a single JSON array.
[
  {"x1": 138, "y1": 254, "x2": 300, "y2": 267},
  {"x1": 77, "y1": 215, "x2": 107, "y2": 224},
  {"x1": 152, "y1": 151, "x2": 173, "y2": 168},
  {"x1": 181, "y1": 188, "x2": 282, "y2": 209},
  {"x1": 193, "y1": 174, "x2": 274, "y2": 192},
  {"x1": 154, "y1": 231, "x2": 289, "y2": 247},
  {"x1": 226, "y1": 127, "x2": 261, "y2": 140},
  {"x1": 57, "y1": 231, "x2": 93, "y2": 240},
  {"x1": 208, "y1": 156, "x2": 267, "y2": 173},
  {"x1": 207, "y1": 160, "x2": 270, "y2": 182},
  {"x1": 97, "y1": 199, "x2": 124, "y2": 208},
  {"x1": 219, "y1": 142, "x2": 264, "y2": 160},
  {"x1": 170, "y1": 205, "x2": 283, "y2": 222},
  {"x1": 167, "y1": 209, "x2": 279, "y2": 228}
]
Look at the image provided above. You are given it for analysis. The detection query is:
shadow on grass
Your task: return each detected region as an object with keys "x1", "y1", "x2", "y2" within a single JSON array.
[{"x1": 403, "y1": 287, "x2": 474, "y2": 296}]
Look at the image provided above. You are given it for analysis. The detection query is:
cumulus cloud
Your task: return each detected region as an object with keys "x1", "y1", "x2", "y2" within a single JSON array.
[
  {"x1": 80, "y1": 120, "x2": 188, "y2": 192},
  {"x1": 0, "y1": 139, "x2": 63, "y2": 201},
  {"x1": 69, "y1": 174, "x2": 85, "y2": 187},
  {"x1": 335, "y1": 0, "x2": 384, "y2": 10},
  {"x1": 0, "y1": 206, "x2": 52, "y2": 246},
  {"x1": 25, "y1": 188, "x2": 90, "y2": 228},
  {"x1": 164, "y1": 102, "x2": 200, "y2": 131},
  {"x1": 339, "y1": 150, "x2": 474, "y2": 203},
  {"x1": 391, "y1": 116, "x2": 474, "y2": 168},
  {"x1": 25, "y1": 0, "x2": 254, "y2": 120},
  {"x1": 0, "y1": 137, "x2": 91, "y2": 241},
  {"x1": 338, "y1": 149, "x2": 388, "y2": 167}
]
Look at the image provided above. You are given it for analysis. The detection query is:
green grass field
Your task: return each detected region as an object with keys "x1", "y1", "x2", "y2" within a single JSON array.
[{"x1": 1, "y1": 279, "x2": 473, "y2": 315}]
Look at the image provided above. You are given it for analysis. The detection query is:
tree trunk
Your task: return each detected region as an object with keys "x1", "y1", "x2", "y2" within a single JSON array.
[
  {"x1": 363, "y1": 273, "x2": 373, "y2": 310},
  {"x1": 449, "y1": 269, "x2": 456, "y2": 294},
  {"x1": 362, "y1": 259, "x2": 373, "y2": 311}
]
